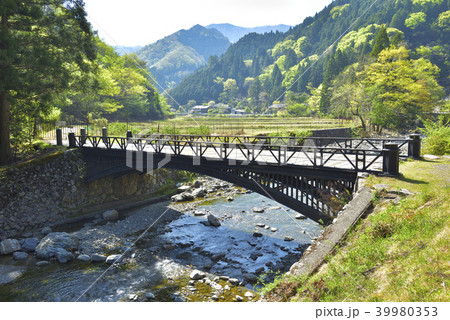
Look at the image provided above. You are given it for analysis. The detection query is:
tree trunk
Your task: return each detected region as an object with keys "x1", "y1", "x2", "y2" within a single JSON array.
[
  {"x1": 0, "y1": 13, "x2": 11, "y2": 165},
  {"x1": 358, "y1": 115, "x2": 366, "y2": 131},
  {"x1": 0, "y1": 90, "x2": 11, "y2": 165}
]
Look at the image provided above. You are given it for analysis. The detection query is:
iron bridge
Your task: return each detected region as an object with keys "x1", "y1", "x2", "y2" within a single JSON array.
[{"x1": 59, "y1": 131, "x2": 421, "y2": 225}]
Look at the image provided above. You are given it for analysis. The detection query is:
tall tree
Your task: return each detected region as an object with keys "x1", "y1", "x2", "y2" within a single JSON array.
[
  {"x1": 363, "y1": 46, "x2": 444, "y2": 130},
  {"x1": 370, "y1": 25, "x2": 390, "y2": 57},
  {"x1": 0, "y1": 0, "x2": 95, "y2": 164}
]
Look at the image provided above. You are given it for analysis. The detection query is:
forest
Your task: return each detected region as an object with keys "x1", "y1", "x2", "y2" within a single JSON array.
[
  {"x1": 1, "y1": 0, "x2": 450, "y2": 166},
  {"x1": 169, "y1": 0, "x2": 450, "y2": 130},
  {"x1": 0, "y1": 0, "x2": 169, "y2": 165}
]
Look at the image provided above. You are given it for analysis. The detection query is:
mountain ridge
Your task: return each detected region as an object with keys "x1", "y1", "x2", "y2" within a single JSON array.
[
  {"x1": 206, "y1": 23, "x2": 291, "y2": 42},
  {"x1": 136, "y1": 24, "x2": 230, "y2": 89}
]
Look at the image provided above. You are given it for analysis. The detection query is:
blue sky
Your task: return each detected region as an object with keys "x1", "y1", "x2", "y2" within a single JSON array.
[{"x1": 83, "y1": 0, "x2": 333, "y2": 46}]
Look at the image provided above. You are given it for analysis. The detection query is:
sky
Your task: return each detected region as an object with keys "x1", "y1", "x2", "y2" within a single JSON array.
[{"x1": 83, "y1": 0, "x2": 334, "y2": 47}]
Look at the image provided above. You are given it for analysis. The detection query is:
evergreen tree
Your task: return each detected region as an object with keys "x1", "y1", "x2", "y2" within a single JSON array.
[
  {"x1": 370, "y1": 25, "x2": 390, "y2": 57},
  {"x1": 284, "y1": 49, "x2": 298, "y2": 69},
  {"x1": 0, "y1": 0, "x2": 96, "y2": 165},
  {"x1": 270, "y1": 64, "x2": 284, "y2": 101}
]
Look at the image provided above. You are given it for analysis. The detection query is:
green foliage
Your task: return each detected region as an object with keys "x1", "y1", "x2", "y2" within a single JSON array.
[
  {"x1": 420, "y1": 116, "x2": 450, "y2": 155},
  {"x1": 137, "y1": 25, "x2": 230, "y2": 89},
  {"x1": 169, "y1": 0, "x2": 450, "y2": 124},
  {"x1": 363, "y1": 46, "x2": 444, "y2": 130},
  {"x1": 1, "y1": 0, "x2": 96, "y2": 164},
  {"x1": 405, "y1": 12, "x2": 427, "y2": 29},
  {"x1": 61, "y1": 38, "x2": 168, "y2": 122},
  {"x1": 370, "y1": 25, "x2": 390, "y2": 57},
  {"x1": 437, "y1": 10, "x2": 450, "y2": 28},
  {"x1": 187, "y1": 125, "x2": 211, "y2": 135}
]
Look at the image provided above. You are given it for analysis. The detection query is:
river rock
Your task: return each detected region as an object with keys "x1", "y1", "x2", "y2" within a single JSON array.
[
  {"x1": 177, "y1": 185, "x2": 191, "y2": 193},
  {"x1": 13, "y1": 251, "x2": 28, "y2": 260},
  {"x1": 105, "y1": 254, "x2": 123, "y2": 264},
  {"x1": 182, "y1": 193, "x2": 194, "y2": 201},
  {"x1": 192, "y1": 188, "x2": 207, "y2": 198},
  {"x1": 193, "y1": 180, "x2": 203, "y2": 188},
  {"x1": 171, "y1": 194, "x2": 183, "y2": 202},
  {"x1": 36, "y1": 261, "x2": 50, "y2": 266},
  {"x1": 0, "y1": 265, "x2": 26, "y2": 285},
  {"x1": 145, "y1": 292, "x2": 155, "y2": 300},
  {"x1": 270, "y1": 227, "x2": 278, "y2": 232},
  {"x1": 295, "y1": 214, "x2": 307, "y2": 220},
  {"x1": 252, "y1": 232, "x2": 263, "y2": 238},
  {"x1": 284, "y1": 236, "x2": 294, "y2": 242},
  {"x1": 227, "y1": 196, "x2": 234, "y2": 201},
  {"x1": 35, "y1": 232, "x2": 79, "y2": 261},
  {"x1": 207, "y1": 215, "x2": 221, "y2": 227},
  {"x1": 193, "y1": 210, "x2": 205, "y2": 216},
  {"x1": 190, "y1": 270, "x2": 206, "y2": 280},
  {"x1": 244, "y1": 291, "x2": 254, "y2": 298},
  {"x1": 250, "y1": 252, "x2": 259, "y2": 261},
  {"x1": 209, "y1": 281, "x2": 223, "y2": 292},
  {"x1": 21, "y1": 238, "x2": 39, "y2": 252},
  {"x1": 54, "y1": 247, "x2": 75, "y2": 263},
  {"x1": 252, "y1": 207, "x2": 264, "y2": 213},
  {"x1": 91, "y1": 254, "x2": 107, "y2": 262},
  {"x1": 41, "y1": 227, "x2": 52, "y2": 235},
  {"x1": 0, "y1": 239, "x2": 21, "y2": 255},
  {"x1": 243, "y1": 273, "x2": 258, "y2": 283},
  {"x1": 76, "y1": 254, "x2": 91, "y2": 262},
  {"x1": 211, "y1": 295, "x2": 219, "y2": 301},
  {"x1": 235, "y1": 295, "x2": 244, "y2": 301},
  {"x1": 102, "y1": 209, "x2": 119, "y2": 221}
]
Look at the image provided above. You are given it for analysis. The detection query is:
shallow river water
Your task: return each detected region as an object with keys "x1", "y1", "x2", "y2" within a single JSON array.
[{"x1": 0, "y1": 190, "x2": 323, "y2": 302}]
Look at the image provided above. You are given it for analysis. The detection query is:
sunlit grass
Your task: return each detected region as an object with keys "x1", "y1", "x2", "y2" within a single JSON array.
[{"x1": 262, "y1": 158, "x2": 450, "y2": 302}]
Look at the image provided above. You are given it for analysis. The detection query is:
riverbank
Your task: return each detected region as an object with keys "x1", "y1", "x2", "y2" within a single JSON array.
[
  {"x1": 0, "y1": 175, "x2": 323, "y2": 302},
  {"x1": 261, "y1": 156, "x2": 450, "y2": 302}
]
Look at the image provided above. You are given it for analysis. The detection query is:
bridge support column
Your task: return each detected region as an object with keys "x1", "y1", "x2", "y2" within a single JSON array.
[
  {"x1": 408, "y1": 134, "x2": 421, "y2": 159},
  {"x1": 80, "y1": 128, "x2": 86, "y2": 146},
  {"x1": 68, "y1": 132, "x2": 76, "y2": 148},
  {"x1": 56, "y1": 128, "x2": 62, "y2": 146},
  {"x1": 383, "y1": 143, "x2": 399, "y2": 175},
  {"x1": 126, "y1": 130, "x2": 133, "y2": 139},
  {"x1": 102, "y1": 127, "x2": 108, "y2": 144}
]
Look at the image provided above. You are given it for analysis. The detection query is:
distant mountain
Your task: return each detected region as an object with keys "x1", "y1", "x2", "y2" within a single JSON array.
[
  {"x1": 136, "y1": 25, "x2": 230, "y2": 90},
  {"x1": 206, "y1": 23, "x2": 291, "y2": 43},
  {"x1": 170, "y1": 0, "x2": 450, "y2": 107},
  {"x1": 114, "y1": 45, "x2": 143, "y2": 55}
]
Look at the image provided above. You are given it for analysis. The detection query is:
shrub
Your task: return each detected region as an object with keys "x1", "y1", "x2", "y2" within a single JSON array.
[{"x1": 420, "y1": 117, "x2": 450, "y2": 155}]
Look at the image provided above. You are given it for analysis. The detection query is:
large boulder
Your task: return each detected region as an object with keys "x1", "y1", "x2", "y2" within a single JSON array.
[
  {"x1": 35, "y1": 232, "x2": 79, "y2": 263},
  {"x1": 21, "y1": 238, "x2": 40, "y2": 252},
  {"x1": 207, "y1": 215, "x2": 221, "y2": 227},
  {"x1": 191, "y1": 188, "x2": 207, "y2": 198},
  {"x1": 0, "y1": 239, "x2": 21, "y2": 255},
  {"x1": 102, "y1": 209, "x2": 119, "y2": 221}
]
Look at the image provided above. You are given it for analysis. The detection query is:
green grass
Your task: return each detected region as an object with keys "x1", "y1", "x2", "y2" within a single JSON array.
[
  {"x1": 262, "y1": 157, "x2": 449, "y2": 302},
  {"x1": 122, "y1": 116, "x2": 353, "y2": 137}
]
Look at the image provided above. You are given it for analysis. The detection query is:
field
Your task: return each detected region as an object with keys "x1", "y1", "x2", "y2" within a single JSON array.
[{"x1": 108, "y1": 116, "x2": 353, "y2": 137}]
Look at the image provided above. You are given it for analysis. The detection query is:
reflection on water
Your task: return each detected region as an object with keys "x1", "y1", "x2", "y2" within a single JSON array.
[{"x1": 0, "y1": 192, "x2": 323, "y2": 302}]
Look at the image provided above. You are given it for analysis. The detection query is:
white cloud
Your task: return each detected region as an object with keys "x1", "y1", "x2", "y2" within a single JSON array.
[{"x1": 83, "y1": 0, "x2": 333, "y2": 46}]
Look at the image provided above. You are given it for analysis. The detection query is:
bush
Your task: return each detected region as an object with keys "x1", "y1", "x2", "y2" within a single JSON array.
[{"x1": 420, "y1": 117, "x2": 450, "y2": 155}]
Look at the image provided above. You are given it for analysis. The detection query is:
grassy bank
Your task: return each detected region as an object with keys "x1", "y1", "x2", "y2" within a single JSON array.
[{"x1": 262, "y1": 157, "x2": 449, "y2": 302}]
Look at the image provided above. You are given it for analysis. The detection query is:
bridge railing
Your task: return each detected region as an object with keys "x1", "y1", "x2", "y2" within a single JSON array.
[
  {"x1": 62, "y1": 129, "x2": 418, "y2": 175},
  {"x1": 131, "y1": 133, "x2": 419, "y2": 158}
]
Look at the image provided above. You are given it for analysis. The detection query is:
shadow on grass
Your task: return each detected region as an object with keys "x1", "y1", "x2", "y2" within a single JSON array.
[{"x1": 397, "y1": 174, "x2": 428, "y2": 185}]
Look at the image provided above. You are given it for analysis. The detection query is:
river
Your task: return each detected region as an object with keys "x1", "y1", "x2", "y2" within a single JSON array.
[{"x1": 0, "y1": 182, "x2": 323, "y2": 302}]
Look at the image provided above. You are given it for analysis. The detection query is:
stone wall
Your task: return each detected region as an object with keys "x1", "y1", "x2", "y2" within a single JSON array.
[{"x1": 0, "y1": 150, "x2": 179, "y2": 238}]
